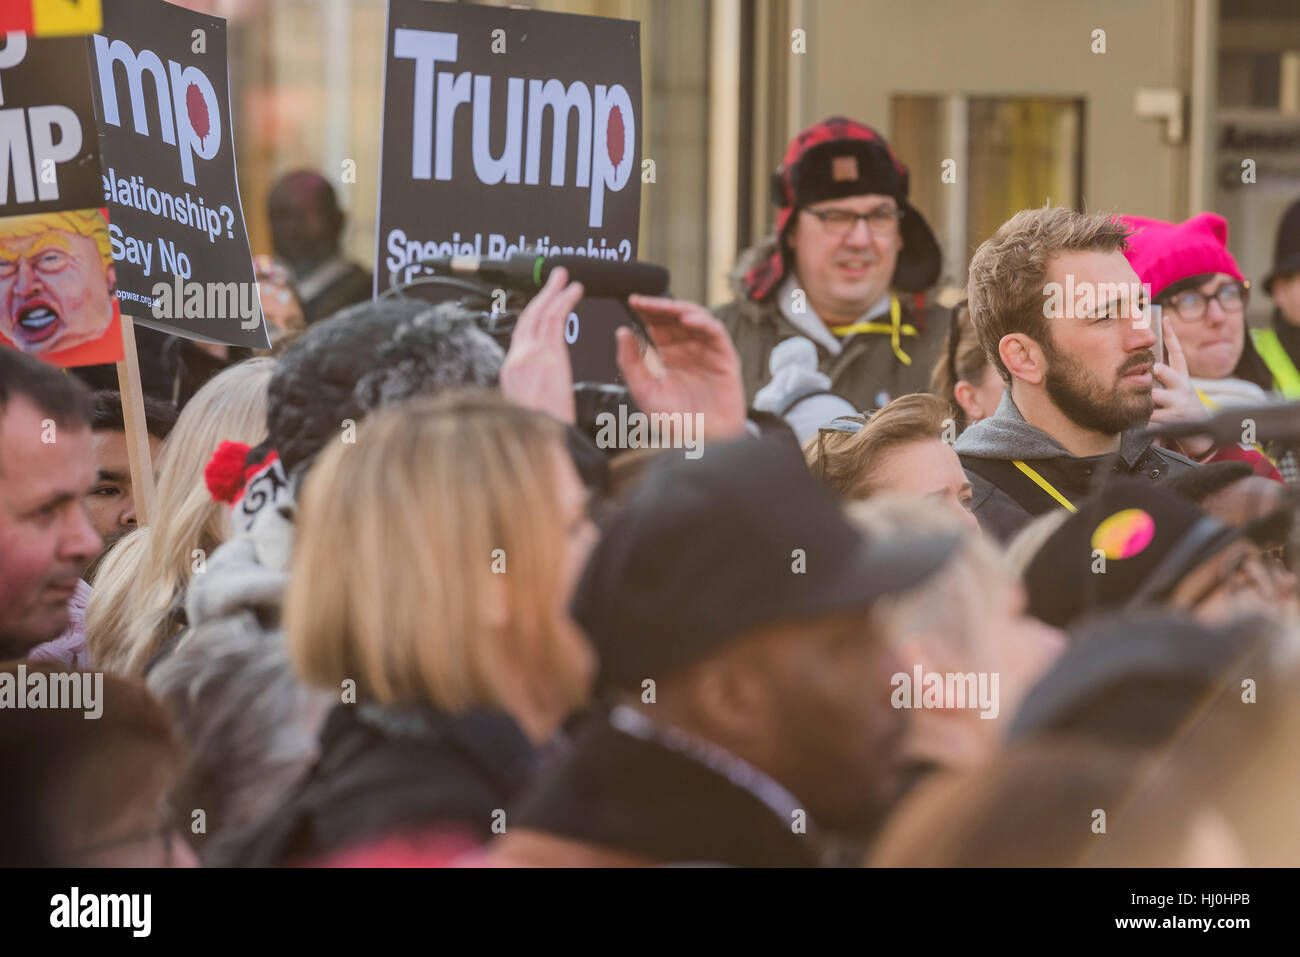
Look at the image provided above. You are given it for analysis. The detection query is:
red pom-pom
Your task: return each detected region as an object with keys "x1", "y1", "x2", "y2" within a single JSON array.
[{"x1": 205, "y1": 441, "x2": 252, "y2": 504}]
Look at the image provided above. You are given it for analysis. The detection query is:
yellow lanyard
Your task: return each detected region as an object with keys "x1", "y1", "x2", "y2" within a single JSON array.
[
  {"x1": 1012, "y1": 460, "x2": 1078, "y2": 512},
  {"x1": 826, "y1": 296, "x2": 915, "y2": 365}
]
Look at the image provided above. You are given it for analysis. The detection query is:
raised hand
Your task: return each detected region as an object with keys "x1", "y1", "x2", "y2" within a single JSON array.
[
  {"x1": 1149, "y1": 314, "x2": 1213, "y2": 459},
  {"x1": 499, "y1": 267, "x2": 582, "y2": 424},
  {"x1": 620, "y1": 295, "x2": 748, "y2": 442}
]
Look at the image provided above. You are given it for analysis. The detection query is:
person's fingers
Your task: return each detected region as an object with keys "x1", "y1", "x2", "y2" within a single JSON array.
[
  {"x1": 627, "y1": 305, "x2": 675, "y2": 336},
  {"x1": 1151, "y1": 362, "x2": 1183, "y2": 388},
  {"x1": 535, "y1": 264, "x2": 567, "y2": 304},
  {"x1": 515, "y1": 277, "x2": 555, "y2": 344},
  {"x1": 520, "y1": 267, "x2": 570, "y2": 341},
  {"x1": 616, "y1": 325, "x2": 656, "y2": 398},
  {"x1": 632, "y1": 299, "x2": 730, "y2": 362},
  {"x1": 1162, "y1": 315, "x2": 1189, "y2": 377},
  {"x1": 627, "y1": 294, "x2": 683, "y2": 316},
  {"x1": 676, "y1": 305, "x2": 733, "y2": 348},
  {"x1": 542, "y1": 281, "x2": 584, "y2": 341},
  {"x1": 1150, "y1": 386, "x2": 1174, "y2": 407},
  {"x1": 628, "y1": 295, "x2": 692, "y2": 334},
  {"x1": 628, "y1": 304, "x2": 684, "y2": 354}
]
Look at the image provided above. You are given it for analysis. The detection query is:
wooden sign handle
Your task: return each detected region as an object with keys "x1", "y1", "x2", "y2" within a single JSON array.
[{"x1": 113, "y1": 314, "x2": 156, "y2": 526}]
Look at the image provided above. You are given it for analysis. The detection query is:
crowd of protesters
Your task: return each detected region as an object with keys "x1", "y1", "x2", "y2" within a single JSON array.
[{"x1": 2, "y1": 117, "x2": 1300, "y2": 868}]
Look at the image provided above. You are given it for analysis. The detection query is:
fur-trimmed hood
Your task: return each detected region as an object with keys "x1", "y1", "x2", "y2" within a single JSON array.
[{"x1": 727, "y1": 235, "x2": 782, "y2": 318}]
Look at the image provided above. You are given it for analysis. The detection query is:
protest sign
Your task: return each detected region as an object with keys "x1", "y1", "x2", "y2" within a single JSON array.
[
  {"x1": 0, "y1": 32, "x2": 122, "y2": 366},
  {"x1": 377, "y1": 0, "x2": 642, "y2": 381},
  {"x1": 89, "y1": 0, "x2": 267, "y2": 348}
]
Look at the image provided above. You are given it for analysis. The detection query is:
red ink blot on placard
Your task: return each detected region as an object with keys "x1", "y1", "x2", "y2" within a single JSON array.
[
  {"x1": 186, "y1": 83, "x2": 210, "y2": 147},
  {"x1": 606, "y1": 106, "x2": 624, "y2": 168}
]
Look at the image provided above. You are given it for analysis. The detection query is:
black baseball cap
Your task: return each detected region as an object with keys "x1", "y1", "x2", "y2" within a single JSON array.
[
  {"x1": 1009, "y1": 608, "x2": 1272, "y2": 750},
  {"x1": 1023, "y1": 481, "x2": 1249, "y2": 630},
  {"x1": 572, "y1": 433, "x2": 960, "y2": 689}
]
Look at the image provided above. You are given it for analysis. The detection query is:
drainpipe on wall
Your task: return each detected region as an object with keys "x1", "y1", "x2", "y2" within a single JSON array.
[
  {"x1": 787, "y1": 0, "x2": 806, "y2": 137},
  {"x1": 1281, "y1": 51, "x2": 1300, "y2": 116},
  {"x1": 708, "y1": 0, "x2": 742, "y2": 308},
  {"x1": 1188, "y1": 0, "x2": 1218, "y2": 217}
]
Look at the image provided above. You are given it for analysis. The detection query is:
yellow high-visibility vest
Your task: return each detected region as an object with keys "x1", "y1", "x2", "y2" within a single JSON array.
[{"x1": 1251, "y1": 327, "x2": 1300, "y2": 399}]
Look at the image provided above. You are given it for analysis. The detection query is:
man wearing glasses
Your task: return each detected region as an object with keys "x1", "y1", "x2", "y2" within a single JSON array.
[{"x1": 714, "y1": 117, "x2": 947, "y2": 412}]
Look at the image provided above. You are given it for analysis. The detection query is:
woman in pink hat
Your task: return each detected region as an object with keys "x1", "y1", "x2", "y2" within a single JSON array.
[{"x1": 1122, "y1": 212, "x2": 1292, "y2": 482}]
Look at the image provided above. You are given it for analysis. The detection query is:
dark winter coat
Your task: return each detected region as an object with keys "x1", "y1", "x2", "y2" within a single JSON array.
[
  {"x1": 954, "y1": 392, "x2": 1198, "y2": 542},
  {"x1": 220, "y1": 701, "x2": 539, "y2": 866},
  {"x1": 499, "y1": 707, "x2": 824, "y2": 867},
  {"x1": 712, "y1": 236, "x2": 950, "y2": 411}
]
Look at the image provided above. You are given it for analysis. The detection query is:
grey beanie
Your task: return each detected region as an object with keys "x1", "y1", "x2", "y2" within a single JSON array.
[{"x1": 266, "y1": 298, "x2": 504, "y2": 475}]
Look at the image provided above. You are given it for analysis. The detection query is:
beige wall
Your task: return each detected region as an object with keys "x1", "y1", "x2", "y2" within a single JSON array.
[{"x1": 797, "y1": 0, "x2": 1195, "y2": 238}]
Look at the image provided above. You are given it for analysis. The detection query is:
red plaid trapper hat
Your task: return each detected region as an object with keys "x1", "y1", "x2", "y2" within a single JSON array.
[{"x1": 745, "y1": 116, "x2": 941, "y2": 302}]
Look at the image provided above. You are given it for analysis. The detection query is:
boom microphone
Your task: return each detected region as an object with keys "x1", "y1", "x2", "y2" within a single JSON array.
[
  {"x1": 1142, "y1": 400, "x2": 1300, "y2": 445},
  {"x1": 432, "y1": 252, "x2": 670, "y2": 297}
]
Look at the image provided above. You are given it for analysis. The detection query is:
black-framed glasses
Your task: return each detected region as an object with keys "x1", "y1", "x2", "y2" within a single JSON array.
[
  {"x1": 1186, "y1": 546, "x2": 1277, "y2": 609},
  {"x1": 818, "y1": 415, "x2": 869, "y2": 435},
  {"x1": 803, "y1": 205, "x2": 903, "y2": 238},
  {"x1": 1162, "y1": 280, "x2": 1250, "y2": 321},
  {"x1": 814, "y1": 413, "x2": 869, "y2": 482}
]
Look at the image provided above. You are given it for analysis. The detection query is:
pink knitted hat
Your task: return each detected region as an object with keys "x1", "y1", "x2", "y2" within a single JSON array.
[{"x1": 1120, "y1": 212, "x2": 1244, "y2": 298}]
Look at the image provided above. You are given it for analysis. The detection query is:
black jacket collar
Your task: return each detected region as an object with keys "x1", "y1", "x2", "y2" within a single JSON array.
[
  {"x1": 325, "y1": 701, "x2": 540, "y2": 797},
  {"x1": 513, "y1": 708, "x2": 825, "y2": 867}
]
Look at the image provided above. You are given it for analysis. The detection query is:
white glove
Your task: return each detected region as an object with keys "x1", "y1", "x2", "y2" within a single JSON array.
[{"x1": 754, "y1": 337, "x2": 858, "y2": 445}]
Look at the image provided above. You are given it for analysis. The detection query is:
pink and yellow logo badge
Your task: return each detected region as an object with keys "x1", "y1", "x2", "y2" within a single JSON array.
[{"x1": 1090, "y1": 508, "x2": 1156, "y2": 560}]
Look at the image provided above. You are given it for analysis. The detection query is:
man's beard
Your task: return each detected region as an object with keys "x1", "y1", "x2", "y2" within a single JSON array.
[{"x1": 1042, "y1": 337, "x2": 1154, "y2": 437}]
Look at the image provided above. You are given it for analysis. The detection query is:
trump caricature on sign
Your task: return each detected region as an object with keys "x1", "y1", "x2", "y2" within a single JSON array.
[{"x1": 0, "y1": 208, "x2": 123, "y2": 366}]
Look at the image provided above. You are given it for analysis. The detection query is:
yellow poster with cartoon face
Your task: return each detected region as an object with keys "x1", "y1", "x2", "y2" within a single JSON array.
[
  {"x1": 0, "y1": 208, "x2": 122, "y2": 365},
  {"x1": 0, "y1": 33, "x2": 122, "y2": 366}
]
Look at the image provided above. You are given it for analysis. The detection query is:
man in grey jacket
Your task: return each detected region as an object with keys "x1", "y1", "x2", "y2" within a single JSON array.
[
  {"x1": 714, "y1": 117, "x2": 948, "y2": 413},
  {"x1": 955, "y1": 207, "x2": 1199, "y2": 541}
]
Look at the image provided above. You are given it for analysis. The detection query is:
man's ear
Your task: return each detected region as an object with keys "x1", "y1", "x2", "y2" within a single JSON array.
[
  {"x1": 688, "y1": 659, "x2": 764, "y2": 745},
  {"x1": 953, "y1": 379, "x2": 981, "y2": 420},
  {"x1": 999, "y1": 333, "x2": 1046, "y2": 386}
]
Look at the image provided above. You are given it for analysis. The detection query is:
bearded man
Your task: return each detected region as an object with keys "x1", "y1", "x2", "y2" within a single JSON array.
[{"x1": 954, "y1": 206, "x2": 1198, "y2": 541}]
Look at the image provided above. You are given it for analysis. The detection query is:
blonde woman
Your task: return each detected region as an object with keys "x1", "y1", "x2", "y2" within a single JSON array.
[
  {"x1": 86, "y1": 358, "x2": 274, "y2": 677},
  {"x1": 228, "y1": 390, "x2": 598, "y2": 866}
]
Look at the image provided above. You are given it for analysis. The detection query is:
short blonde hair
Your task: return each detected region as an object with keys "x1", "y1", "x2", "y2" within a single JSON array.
[
  {"x1": 0, "y1": 209, "x2": 112, "y2": 268},
  {"x1": 1004, "y1": 508, "x2": 1071, "y2": 578},
  {"x1": 967, "y1": 206, "x2": 1131, "y2": 384},
  {"x1": 805, "y1": 392, "x2": 954, "y2": 499},
  {"x1": 846, "y1": 496, "x2": 1011, "y2": 652},
  {"x1": 286, "y1": 391, "x2": 590, "y2": 719}
]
